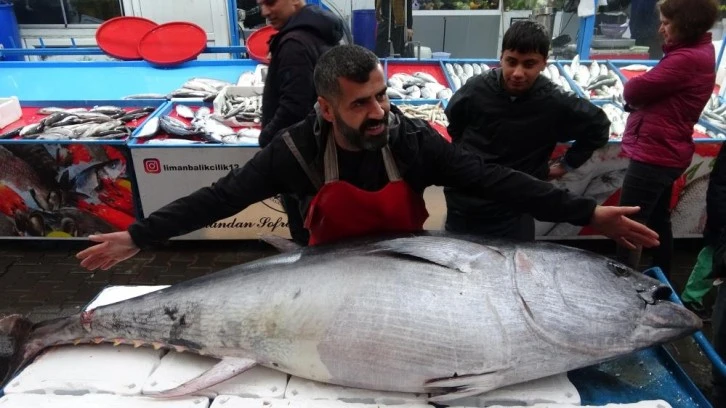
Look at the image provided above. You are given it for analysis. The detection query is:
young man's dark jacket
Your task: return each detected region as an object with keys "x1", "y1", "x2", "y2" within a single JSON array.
[
  {"x1": 127, "y1": 106, "x2": 598, "y2": 249},
  {"x1": 259, "y1": 5, "x2": 345, "y2": 148},
  {"x1": 443, "y1": 68, "x2": 610, "y2": 227}
]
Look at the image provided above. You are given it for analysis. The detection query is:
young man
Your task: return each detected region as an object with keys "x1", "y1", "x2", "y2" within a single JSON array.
[
  {"x1": 76, "y1": 45, "x2": 657, "y2": 271},
  {"x1": 444, "y1": 20, "x2": 610, "y2": 241},
  {"x1": 257, "y1": 0, "x2": 349, "y2": 244}
]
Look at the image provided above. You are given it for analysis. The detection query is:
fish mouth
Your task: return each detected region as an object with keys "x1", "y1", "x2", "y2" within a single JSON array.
[{"x1": 642, "y1": 300, "x2": 703, "y2": 330}]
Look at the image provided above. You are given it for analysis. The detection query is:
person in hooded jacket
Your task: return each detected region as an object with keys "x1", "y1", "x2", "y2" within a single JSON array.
[
  {"x1": 258, "y1": 0, "x2": 350, "y2": 245},
  {"x1": 614, "y1": 0, "x2": 718, "y2": 279},
  {"x1": 443, "y1": 20, "x2": 610, "y2": 241}
]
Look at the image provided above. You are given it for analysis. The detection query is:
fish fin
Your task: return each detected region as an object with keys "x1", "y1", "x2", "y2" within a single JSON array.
[
  {"x1": 258, "y1": 234, "x2": 302, "y2": 253},
  {"x1": 424, "y1": 370, "x2": 507, "y2": 402},
  {"x1": 147, "y1": 356, "x2": 257, "y2": 397},
  {"x1": 370, "y1": 236, "x2": 505, "y2": 273}
]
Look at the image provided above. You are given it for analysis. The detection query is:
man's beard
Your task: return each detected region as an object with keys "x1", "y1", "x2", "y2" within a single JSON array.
[{"x1": 334, "y1": 111, "x2": 389, "y2": 151}]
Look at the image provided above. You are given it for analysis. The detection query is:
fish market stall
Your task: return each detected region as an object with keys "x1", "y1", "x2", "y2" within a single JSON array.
[
  {"x1": 0, "y1": 99, "x2": 164, "y2": 239},
  {"x1": 127, "y1": 98, "x2": 292, "y2": 240}
]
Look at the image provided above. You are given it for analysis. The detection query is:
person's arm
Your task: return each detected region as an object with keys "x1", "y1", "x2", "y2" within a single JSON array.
[
  {"x1": 127, "y1": 140, "x2": 301, "y2": 249},
  {"x1": 411, "y1": 122, "x2": 658, "y2": 248},
  {"x1": 444, "y1": 81, "x2": 473, "y2": 143},
  {"x1": 555, "y1": 93, "x2": 610, "y2": 171},
  {"x1": 623, "y1": 53, "x2": 692, "y2": 108},
  {"x1": 259, "y1": 40, "x2": 317, "y2": 147}
]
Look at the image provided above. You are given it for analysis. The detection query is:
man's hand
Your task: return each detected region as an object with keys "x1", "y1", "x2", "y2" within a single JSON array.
[
  {"x1": 548, "y1": 162, "x2": 568, "y2": 180},
  {"x1": 406, "y1": 28, "x2": 414, "y2": 41},
  {"x1": 76, "y1": 231, "x2": 140, "y2": 271},
  {"x1": 589, "y1": 206, "x2": 659, "y2": 249}
]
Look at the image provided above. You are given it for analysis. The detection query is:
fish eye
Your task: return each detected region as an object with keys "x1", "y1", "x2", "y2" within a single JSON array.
[{"x1": 607, "y1": 260, "x2": 630, "y2": 277}]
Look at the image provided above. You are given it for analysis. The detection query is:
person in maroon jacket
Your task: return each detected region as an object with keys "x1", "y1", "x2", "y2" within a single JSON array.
[{"x1": 615, "y1": 0, "x2": 719, "y2": 278}]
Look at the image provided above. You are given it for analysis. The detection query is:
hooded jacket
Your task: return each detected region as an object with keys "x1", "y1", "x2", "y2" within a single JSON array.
[
  {"x1": 444, "y1": 68, "x2": 609, "y2": 220},
  {"x1": 621, "y1": 33, "x2": 715, "y2": 169},
  {"x1": 259, "y1": 5, "x2": 346, "y2": 148}
]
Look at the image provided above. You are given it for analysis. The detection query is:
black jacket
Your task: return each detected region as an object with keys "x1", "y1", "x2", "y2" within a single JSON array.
[
  {"x1": 444, "y1": 68, "x2": 610, "y2": 220},
  {"x1": 127, "y1": 107, "x2": 597, "y2": 249},
  {"x1": 259, "y1": 5, "x2": 345, "y2": 148}
]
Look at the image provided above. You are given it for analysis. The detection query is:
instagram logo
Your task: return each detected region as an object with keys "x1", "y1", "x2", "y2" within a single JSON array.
[{"x1": 143, "y1": 158, "x2": 161, "y2": 174}]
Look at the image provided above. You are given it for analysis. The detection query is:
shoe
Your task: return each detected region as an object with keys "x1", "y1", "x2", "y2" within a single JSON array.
[{"x1": 683, "y1": 301, "x2": 712, "y2": 322}]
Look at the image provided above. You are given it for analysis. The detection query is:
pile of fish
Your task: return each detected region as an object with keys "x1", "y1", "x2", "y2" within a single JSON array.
[
  {"x1": 541, "y1": 64, "x2": 573, "y2": 93},
  {"x1": 562, "y1": 58, "x2": 624, "y2": 102},
  {"x1": 123, "y1": 77, "x2": 236, "y2": 101},
  {"x1": 134, "y1": 104, "x2": 260, "y2": 145},
  {"x1": 599, "y1": 103, "x2": 629, "y2": 140},
  {"x1": 0, "y1": 106, "x2": 155, "y2": 141},
  {"x1": 0, "y1": 233, "x2": 701, "y2": 401},
  {"x1": 700, "y1": 93, "x2": 726, "y2": 137},
  {"x1": 395, "y1": 103, "x2": 448, "y2": 127},
  {"x1": 444, "y1": 62, "x2": 490, "y2": 91},
  {"x1": 386, "y1": 72, "x2": 453, "y2": 100},
  {"x1": 215, "y1": 92, "x2": 263, "y2": 124}
]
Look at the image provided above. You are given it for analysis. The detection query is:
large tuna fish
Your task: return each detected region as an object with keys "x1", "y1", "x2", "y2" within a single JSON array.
[{"x1": 0, "y1": 233, "x2": 701, "y2": 401}]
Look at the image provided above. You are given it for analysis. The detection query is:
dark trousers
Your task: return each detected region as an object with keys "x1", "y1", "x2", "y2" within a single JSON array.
[
  {"x1": 445, "y1": 211, "x2": 535, "y2": 242},
  {"x1": 375, "y1": 20, "x2": 405, "y2": 58},
  {"x1": 615, "y1": 160, "x2": 685, "y2": 278},
  {"x1": 280, "y1": 194, "x2": 309, "y2": 246},
  {"x1": 712, "y1": 282, "x2": 726, "y2": 406}
]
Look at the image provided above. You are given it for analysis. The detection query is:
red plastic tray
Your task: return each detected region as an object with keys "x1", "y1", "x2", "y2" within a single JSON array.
[
  {"x1": 1, "y1": 107, "x2": 151, "y2": 140},
  {"x1": 246, "y1": 25, "x2": 278, "y2": 64},
  {"x1": 137, "y1": 22, "x2": 207, "y2": 66},
  {"x1": 96, "y1": 16, "x2": 158, "y2": 60}
]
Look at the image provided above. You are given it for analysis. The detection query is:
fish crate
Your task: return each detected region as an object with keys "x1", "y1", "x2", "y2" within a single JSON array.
[
  {"x1": 384, "y1": 58, "x2": 454, "y2": 101},
  {"x1": 0, "y1": 59, "x2": 260, "y2": 101},
  {"x1": 440, "y1": 59, "x2": 499, "y2": 94},
  {"x1": 127, "y1": 100, "x2": 290, "y2": 240},
  {"x1": 541, "y1": 61, "x2": 580, "y2": 97},
  {"x1": 0, "y1": 99, "x2": 165, "y2": 239},
  {"x1": 606, "y1": 60, "x2": 657, "y2": 83},
  {"x1": 391, "y1": 99, "x2": 450, "y2": 142},
  {"x1": 555, "y1": 60, "x2": 623, "y2": 101}
]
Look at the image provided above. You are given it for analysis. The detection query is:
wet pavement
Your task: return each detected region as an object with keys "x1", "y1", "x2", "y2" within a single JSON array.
[{"x1": 0, "y1": 237, "x2": 718, "y2": 405}]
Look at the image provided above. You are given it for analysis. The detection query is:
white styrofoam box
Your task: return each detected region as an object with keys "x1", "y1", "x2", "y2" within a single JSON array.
[
  {"x1": 210, "y1": 396, "x2": 431, "y2": 408},
  {"x1": 210, "y1": 396, "x2": 291, "y2": 408},
  {"x1": 444, "y1": 373, "x2": 580, "y2": 407},
  {"x1": 0, "y1": 97, "x2": 22, "y2": 129},
  {"x1": 142, "y1": 352, "x2": 288, "y2": 398},
  {"x1": 0, "y1": 393, "x2": 210, "y2": 408},
  {"x1": 284, "y1": 376, "x2": 427, "y2": 405},
  {"x1": 211, "y1": 85, "x2": 264, "y2": 128},
  {"x1": 85, "y1": 285, "x2": 170, "y2": 311},
  {"x1": 4, "y1": 344, "x2": 164, "y2": 395}
]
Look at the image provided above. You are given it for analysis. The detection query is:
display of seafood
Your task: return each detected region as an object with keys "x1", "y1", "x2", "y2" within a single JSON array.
[
  {"x1": 386, "y1": 72, "x2": 454, "y2": 100},
  {"x1": 444, "y1": 62, "x2": 490, "y2": 91},
  {"x1": 0, "y1": 106, "x2": 155, "y2": 141},
  {"x1": 0, "y1": 233, "x2": 700, "y2": 400},
  {"x1": 599, "y1": 102, "x2": 629, "y2": 140},
  {"x1": 133, "y1": 104, "x2": 260, "y2": 145},
  {"x1": 700, "y1": 93, "x2": 726, "y2": 136},
  {"x1": 540, "y1": 63, "x2": 573, "y2": 93},
  {"x1": 562, "y1": 58, "x2": 624, "y2": 102},
  {"x1": 0, "y1": 144, "x2": 135, "y2": 237},
  {"x1": 123, "y1": 77, "x2": 236, "y2": 101},
  {"x1": 395, "y1": 102, "x2": 448, "y2": 127}
]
